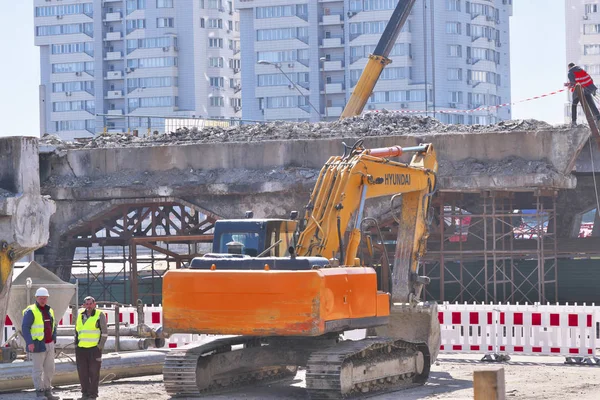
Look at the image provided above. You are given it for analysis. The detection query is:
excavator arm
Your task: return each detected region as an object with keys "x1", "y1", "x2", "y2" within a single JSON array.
[{"x1": 296, "y1": 140, "x2": 437, "y2": 303}]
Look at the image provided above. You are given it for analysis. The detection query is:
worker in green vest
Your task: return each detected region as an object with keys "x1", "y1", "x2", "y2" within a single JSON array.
[
  {"x1": 21, "y1": 287, "x2": 59, "y2": 400},
  {"x1": 74, "y1": 296, "x2": 108, "y2": 400}
]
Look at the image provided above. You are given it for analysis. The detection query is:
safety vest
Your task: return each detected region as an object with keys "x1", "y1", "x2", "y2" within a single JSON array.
[
  {"x1": 22, "y1": 304, "x2": 55, "y2": 341},
  {"x1": 571, "y1": 68, "x2": 594, "y2": 92},
  {"x1": 76, "y1": 309, "x2": 103, "y2": 348}
]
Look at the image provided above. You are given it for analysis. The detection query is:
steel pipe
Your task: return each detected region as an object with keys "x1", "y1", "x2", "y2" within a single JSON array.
[
  {"x1": 0, "y1": 349, "x2": 168, "y2": 393},
  {"x1": 56, "y1": 326, "x2": 141, "y2": 337},
  {"x1": 53, "y1": 336, "x2": 152, "y2": 352}
]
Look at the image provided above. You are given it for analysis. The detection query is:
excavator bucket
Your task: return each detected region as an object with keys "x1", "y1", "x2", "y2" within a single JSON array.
[{"x1": 367, "y1": 302, "x2": 440, "y2": 364}]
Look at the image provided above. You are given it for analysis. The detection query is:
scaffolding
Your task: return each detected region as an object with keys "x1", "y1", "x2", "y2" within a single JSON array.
[
  {"x1": 51, "y1": 199, "x2": 219, "y2": 304},
  {"x1": 366, "y1": 190, "x2": 559, "y2": 304}
]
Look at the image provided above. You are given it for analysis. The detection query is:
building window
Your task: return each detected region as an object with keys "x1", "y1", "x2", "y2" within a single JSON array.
[
  {"x1": 52, "y1": 61, "x2": 94, "y2": 74},
  {"x1": 126, "y1": 19, "x2": 146, "y2": 33},
  {"x1": 128, "y1": 96, "x2": 174, "y2": 110},
  {"x1": 209, "y1": 38, "x2": 223, "y2": 48},
  {"x1": 207, "y1": 0, "x2": 221, "y2": 9},
  {"x1": 209, "y1": 57, "x2": 224, "y2": 67},
  {"x1": 256, "y1": 27, "x2": 309, "y2": 41},
  {"x1": 586, "y1": 4, "x2": 600, "y2": 14},
  {"x1": 447, "y1": 68, "x2": 462, "y2": 81},
  {"x1": 584, "y1": 24, "x2": 600, "y2": 35},
  {"x1": 255, "y1": 5, "x2": 308, "y2": 19},
  {"x1": 447, "y1": 45, "x2": 462, "y2": 57},
  {"x1": 157, "y1": 18, "x2": 174, "y2": 28},
  {"x1": 35, "y1": 3, "x2": 93, "y2": 17},
  {"x1": 209, "y1": 77, "x2": 224, "y2": 87},
  {"x1": 446, "y1": 0, "x2": 460, "y2": 11},
  {"x1": 256, "y1": 49, "x2": 308, "y2": 63},
  {"x1": 36, "y1": 23, "x2": 93, "y2": 37},
  {"x1": 126, "y1": 0, "x2": 146, "y2": 13},
  {"x1": 446, "y1": 22, "x2": 461, "y2": 34},
  {"x1": 127, "y1": 77, "x2": 177, "y2": 92},
  {"x1": 208, "y1": 18, "x2": 223, "y2": 28},
  {"x1": 55, "y1": 120, "x2": 95, "y2": 132},
  {"x1": 157, "y1": 0, "x2": 174, "y2": 8},
  {"x1": 449, "y1": 91, "x2": 463, "y2": 104},
  {"x1": 53, "y1": 81, "x2": 94, "y2": 93},
  {"x1": 210, "y1": 96, "x2": 224, "y2": 107},
  {"x1": 127, "y1": 57, "x2": 177, "y2": 68},
  {"x1": 53, "y1": 100, "x2": 95, "y2": 113},
  {"x1": 127, "y1": 37, "x2": 172, "y2": 53},
  {"x1": 265, "y1": 96, "x2": 308, "y2": 109}
]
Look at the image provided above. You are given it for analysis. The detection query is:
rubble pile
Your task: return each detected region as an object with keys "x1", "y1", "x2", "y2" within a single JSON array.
[
  {"x1": 0, "y1": 188, "x2": 14, "y2": 198},
  {"x1": 39, "y1": 114, "x2": 559, "y2": 151}
]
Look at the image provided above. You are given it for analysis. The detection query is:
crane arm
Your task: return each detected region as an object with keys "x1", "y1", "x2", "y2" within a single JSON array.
[
  {"x1": 340, "y1": 0, "x2": 417, "y2": 118},
  {"x1": 295, "y1": 141, "x2": 437, "y2": 301}
]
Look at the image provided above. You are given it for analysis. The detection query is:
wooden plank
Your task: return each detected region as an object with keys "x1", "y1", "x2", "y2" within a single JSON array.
[{"x1": 473, "y1": 367, "x2": 505, "y2": 400}]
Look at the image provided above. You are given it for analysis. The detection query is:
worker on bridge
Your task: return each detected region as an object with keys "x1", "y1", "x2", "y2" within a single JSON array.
[
  {"x1": 567, "y1": 63, "x2": 600, "y2": 126},
  {"x1": 21, "y1": 287, "x2": 59, "y2": 400}
]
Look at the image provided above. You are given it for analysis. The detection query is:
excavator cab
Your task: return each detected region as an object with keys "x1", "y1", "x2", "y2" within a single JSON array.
[{"x1": 211, "y1": 215, "x2": 298, "y2": 257}]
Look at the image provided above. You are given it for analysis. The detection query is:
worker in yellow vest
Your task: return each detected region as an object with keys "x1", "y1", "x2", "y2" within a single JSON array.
[
  {"x1": 74, "y1": 296, "x2": 108, "y2": 400},
  {"x1": 22, "y1": 287, "x2": 59, "y2": 400}
]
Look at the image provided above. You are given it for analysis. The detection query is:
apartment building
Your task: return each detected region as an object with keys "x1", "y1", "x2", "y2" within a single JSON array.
[
  {"x1": 565, "y1": 0, "x2": 600, "y2": 122},
  {"x1": 34, "y1": 0, "x2": 241, "y2": 140},
  {"x1": 237, "y1": 0, "x2": 512, "y2": 124}
]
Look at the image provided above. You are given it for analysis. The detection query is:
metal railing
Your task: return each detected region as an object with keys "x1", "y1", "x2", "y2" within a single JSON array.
[{"x1": 96, "y1": 114, "x2": 262, "y2": 135}]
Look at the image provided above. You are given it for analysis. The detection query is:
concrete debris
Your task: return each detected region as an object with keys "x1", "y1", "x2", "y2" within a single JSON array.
[
  {"x1": 39, "y1": 115, "x2": 560, "y2": 150},
  {"x1": 0, "y1": 188, "x2": 14, "y2": 198},
  {"x1": 439, "y1": 156, "x2": 557, "y2": 176}
]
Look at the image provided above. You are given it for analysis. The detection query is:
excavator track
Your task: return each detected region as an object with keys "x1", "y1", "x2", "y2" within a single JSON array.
[
  {"x1": 163, "y1": 335, "x2": 298, "y2": 397},
  {"x1": 305, "y1": 337, "x2": 431, "y2": 399}
]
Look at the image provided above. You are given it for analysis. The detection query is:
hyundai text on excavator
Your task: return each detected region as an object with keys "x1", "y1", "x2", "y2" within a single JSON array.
[{"x1": 161, "y1": 0, "x2": 441, "y2": 398}]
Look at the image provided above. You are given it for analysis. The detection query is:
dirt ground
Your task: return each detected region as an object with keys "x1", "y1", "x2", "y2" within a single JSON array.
[{"x1": 3, "y1": 354, "x2": 600, "y2": 400}]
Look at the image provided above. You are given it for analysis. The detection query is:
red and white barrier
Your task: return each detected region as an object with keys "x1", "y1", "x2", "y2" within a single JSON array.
[
  {"x1": 439, "y1": 302, "x2": 598, "y2": 360},
  {"x1": 4, "y1": 302, "x2": 600, "y2": 361}
]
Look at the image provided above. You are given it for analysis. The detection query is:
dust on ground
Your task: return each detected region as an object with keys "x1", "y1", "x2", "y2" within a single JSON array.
[
  {"x1": 3, "y1": 355, "x2": 599, "y2": 400},
  {"x1": 39, "y1": 114, "x2": 562, "y2": 151}
]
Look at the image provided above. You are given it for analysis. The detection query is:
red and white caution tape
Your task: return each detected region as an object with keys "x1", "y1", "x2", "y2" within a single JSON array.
[{"x1": 368, "y1": 88, "x2": 567, "y2": 115}]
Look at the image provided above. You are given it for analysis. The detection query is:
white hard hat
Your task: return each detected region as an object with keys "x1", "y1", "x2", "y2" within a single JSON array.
[{"x1": 35, "y1": 287, "x2": 50, "y2": 297}]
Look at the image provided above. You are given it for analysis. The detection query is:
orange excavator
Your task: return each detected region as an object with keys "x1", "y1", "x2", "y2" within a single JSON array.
[{"x1": 161, "y1": 0, "x2": 441, "y2": 398}]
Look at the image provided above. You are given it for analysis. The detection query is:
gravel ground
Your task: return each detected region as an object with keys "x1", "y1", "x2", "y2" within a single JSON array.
[
  {"x1": 39, "y1": 115, "x2": 563, "y2": 151},
  {"x1": 3, "y1": 354, "x2": 599, "y2": 400}
]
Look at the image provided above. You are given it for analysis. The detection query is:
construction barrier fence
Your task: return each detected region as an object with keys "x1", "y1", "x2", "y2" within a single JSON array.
[{"x1": 4, "y1": 302, "x2": 599, "y2": 363}]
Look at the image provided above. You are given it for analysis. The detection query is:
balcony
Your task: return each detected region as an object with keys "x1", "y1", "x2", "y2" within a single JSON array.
[
  {"x1": 107, "y1": 109, "x2": 124, "y2": 116},
  {"x1": 105, "y1": 51, "x2": 123, "y2": 60},
  {"x1": 106, "y1": 71, "x2": 123, "y2": 80},
  {"x1": 105, "y1": 12, "x2": 122, "y2": 22},
  {"x1": 105, "y1": 90, "x2": 123, "y2": 99},
  {"x1": 323, "y1": 60, "x2": 344, "y2": 71},
  {"x1": 324, "y1": 82, "x2": 345, "y2": 93},
  {"x1": 326, "y1": 106, "x2": 343, "y2": 116},
  {"x1": 321, "y1": 37, "x2": 343, "y2": 48},
  {"x1": 105, "y1": 32, "x2": 122, "y2": 41},
  {"x1": 321, "y1": 14, "x2": 343, "y2": 25}
]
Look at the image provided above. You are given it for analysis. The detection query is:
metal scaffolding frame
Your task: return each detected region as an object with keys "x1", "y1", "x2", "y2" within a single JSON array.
[
  {"x1": 423, "y1": 191, "x2": 558, "y2": 304},
  {"x1": 365, "y1": 190, "x2": 559, "y2": 304},
  {"x1": 53, "y1": 199, "x2": 218, "y2": 304}
]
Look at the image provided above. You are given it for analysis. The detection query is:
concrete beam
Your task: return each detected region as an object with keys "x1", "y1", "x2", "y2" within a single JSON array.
[{"x1": 44, "y1": 127, "x2": 587, "y2": 180}]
